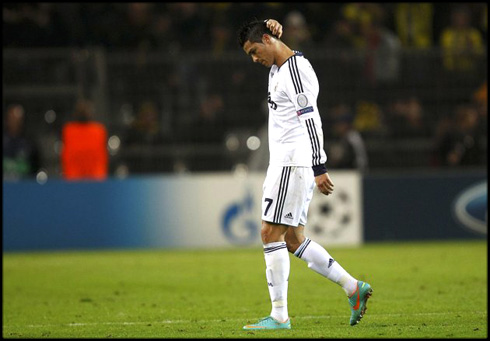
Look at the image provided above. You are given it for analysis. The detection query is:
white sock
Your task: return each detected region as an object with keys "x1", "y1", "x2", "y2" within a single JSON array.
[
  {"x1": 294, "y1": 238, "x2": 358, "y2": 296},
  {"x1": 263, "y1": 241, "x2": 290, "y2": 322}
]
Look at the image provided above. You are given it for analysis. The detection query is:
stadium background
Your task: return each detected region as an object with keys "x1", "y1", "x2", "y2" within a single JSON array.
[{"x1": 3, "y1": 2, "x2": 487, "y2": 251}]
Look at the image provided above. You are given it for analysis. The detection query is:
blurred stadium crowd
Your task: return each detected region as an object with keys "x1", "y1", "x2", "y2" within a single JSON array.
[
  {"x1": 3, "y1": 3, "x2": 488, "y2": 180},
  {"x1": 3, "y1": 3, "x2": 488, "y2": 53}
]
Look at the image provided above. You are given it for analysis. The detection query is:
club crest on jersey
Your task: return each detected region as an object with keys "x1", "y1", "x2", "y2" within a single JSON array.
[
  {"x1": 267, "y1": 92, "x2": 277, "y2": 110},
  {"x1": 297, "y1": 106, "x2": 314, "y2": 116},
  {"x1": 297, "y1": 94, "x2": 308, "y2": 108}
]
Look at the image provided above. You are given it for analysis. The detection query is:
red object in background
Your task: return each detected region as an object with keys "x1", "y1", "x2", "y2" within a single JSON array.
[{"x1": 61, "y1": 122, "x2": 108, "y2": 180}]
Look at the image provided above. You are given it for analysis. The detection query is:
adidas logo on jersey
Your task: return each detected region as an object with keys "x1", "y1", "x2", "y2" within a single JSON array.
[{"x1": 284, "y1": 212, "x2": 294, "y2": 219}]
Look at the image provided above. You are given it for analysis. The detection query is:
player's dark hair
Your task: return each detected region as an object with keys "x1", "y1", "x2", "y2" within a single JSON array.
[{"x1": 237, "y1": 19, "x2": 276, "y2": 48}]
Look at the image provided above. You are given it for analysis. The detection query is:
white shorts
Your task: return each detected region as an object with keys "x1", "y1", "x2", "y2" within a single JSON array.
[{"x1": 261, "y1": 165, "x2": 315, "y2": 227}]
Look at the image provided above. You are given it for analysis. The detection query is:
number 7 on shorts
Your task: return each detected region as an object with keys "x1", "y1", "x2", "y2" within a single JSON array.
[{"x1": 264, "y1": 198, "x2": 273, "y2": 216}]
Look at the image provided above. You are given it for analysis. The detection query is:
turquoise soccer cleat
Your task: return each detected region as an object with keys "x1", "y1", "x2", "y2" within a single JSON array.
[
  {"x1": 243, "y1": 316, "x2": 291, "y2": 330},
  {"x1": 348, "y1": 280, "x2": 373, "y2": 326}
]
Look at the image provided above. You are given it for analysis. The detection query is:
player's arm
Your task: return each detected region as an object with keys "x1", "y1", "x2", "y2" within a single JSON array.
[{"x1": 284, "y1": 59, "x2": 333, "y2": 195}]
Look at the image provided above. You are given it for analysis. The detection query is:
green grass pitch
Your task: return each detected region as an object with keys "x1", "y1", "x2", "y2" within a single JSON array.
[{"x1": 3, "y1": 240, "x2": 487, "y2": 338}]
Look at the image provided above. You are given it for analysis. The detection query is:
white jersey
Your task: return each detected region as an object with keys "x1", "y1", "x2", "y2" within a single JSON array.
[{"x1": 267, "y1": 51, "x2": 327, "y2": 175}]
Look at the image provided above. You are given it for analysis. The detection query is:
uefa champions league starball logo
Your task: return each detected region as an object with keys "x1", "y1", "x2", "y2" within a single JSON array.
[{"x1": 307, "y1": 188, "x2": 352, "y2": 239}]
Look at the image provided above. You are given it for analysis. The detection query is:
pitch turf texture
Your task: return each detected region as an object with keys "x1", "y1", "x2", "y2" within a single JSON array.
[{"x1": 3, "y1": 240, "x2": 487, "y2": 338}]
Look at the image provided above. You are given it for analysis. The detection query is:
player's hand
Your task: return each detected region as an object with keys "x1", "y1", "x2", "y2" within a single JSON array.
[
  {"x1": 266, "y1": 19, "x2": 283, "y2": 38},
  {"x1": 315, "y1": 172, "x2": 334, "y2": 196}
]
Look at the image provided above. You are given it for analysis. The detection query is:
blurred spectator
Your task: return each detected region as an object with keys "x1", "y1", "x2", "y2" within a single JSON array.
[
  {"x1": 385, "y1": 96, "x2": 431, "y2": 138},
  {"x1": 327, "y1": 104, "x2": 369, "y2": 171},
  {"x1": 188, "y1": 93, "x2": 226, "y2": 144},
  {"x1": 353, "y1": 100, "x2": 388, "y2": 137},
  {"x1": 391, "y1": 3, "x2": 436, "y2": 87},
  {"x1": 433, "y1": 104, "x2": 484, "y2": 167},
  {"x1": 3, "y1": 3, "x2": 55, "y2": 47},
  {"x1": 340, "y1": 3, "x2": 388, "y2": 45},
  {"x1": 471, "y1": 82, "x2": 488, "y2": 149},
  {"x1": 440, "y1": 5, "x2": 485, "y2": 74},
  {"x1": 473, "y1": 81, "x2": 487, "y2": 130},
  {"x1": 282, "y1": 10, "x2": 314, "y2": 53},
  {"x1": 209, "y1": 17, "x2": 233, "y2": 56},
  {"x1": 227, "y1": 3, "x2": 265, "y2": 29},
  {"x1": 476, "y1": 3, "x2": 487, "y2": 42},
  {"x1": 325, "y1": 19, "x2": 359, "y2": 50},
  {"x1": 122, "y1": 100, "x2": 171, "y2": 174},
  {"x1": 3, "y1": 104, "x2": 41, "y2": 180},
  {"x1": 473, "y1": 81, "x2": 488, "y2": 107},
  {"x1": 324, "y1": 18, "x2": 364, "y2": 91},
  {"x1": 358, "y1": 5, "x2": 402, "y2": 87},
  {"x1": 48, "y1": 3, "x2": 84, "y2": 47},
  {"x1": 205, "y1": 3, "x2": 234, "y2": 56},
  {"x1": 78, "y1": 3, "x2": 123, "y2": 48},
  {"x1": 118, "y1": 2, "x2": 155, "y2": 51},
  {"x1": 300, "y1": 3, "x2": 342, "y2": 45},
  {"x1": 61, "y1": 99, "x2": 108, "y2": 180},
  {"x1": 472, "y1": 81, "x2": 488, "y2": 166},
  {"x1": 393, "y1": 3, "x2": 434, "y2": 49},
  {"x1": 150, "y1": 7, "x2": 177, "y2": 52},
  {"x1": 341, "y1": 3, "x2": 376, "y2": 34},
  {"x1": 169, "y1": 3, "x2": 210, "y2": 52},
  {"x1": 125, "y1": 101, "x2": 167, "y2": 146}
]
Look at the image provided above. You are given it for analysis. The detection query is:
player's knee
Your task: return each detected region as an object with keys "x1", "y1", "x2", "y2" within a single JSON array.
[
  {"x1": 261, "y1": 221, "x2": 287, "y2": 244},
  {"x1": 260, "y1": 227, "x2": 271, "y2": 244},
  {"x1": 260, "y1": 227, "x2": 279, "y2": 244}
]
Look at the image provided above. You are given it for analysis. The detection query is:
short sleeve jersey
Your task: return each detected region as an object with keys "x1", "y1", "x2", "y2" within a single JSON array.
[{"x1": 267, "y1": 51, "x2": 327, "y2": 173}]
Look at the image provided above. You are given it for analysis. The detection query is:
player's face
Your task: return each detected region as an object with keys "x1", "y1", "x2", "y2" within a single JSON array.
[{"x1": 243, "y1": 39, "x2": 273, "y2": 68}]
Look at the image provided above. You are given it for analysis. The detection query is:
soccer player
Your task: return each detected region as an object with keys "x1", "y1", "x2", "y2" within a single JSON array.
[{"x1": 238, "y1": 19, "x2": 372, "y2": 330}]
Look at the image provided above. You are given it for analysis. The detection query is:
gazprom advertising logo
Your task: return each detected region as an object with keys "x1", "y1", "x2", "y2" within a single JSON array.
[
  {"x1": 222, "y1": 189, "x2": 259, "y2": 245},
  {"x1": 453, "y1": 181, "x2": 487, "y2": 235}
]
